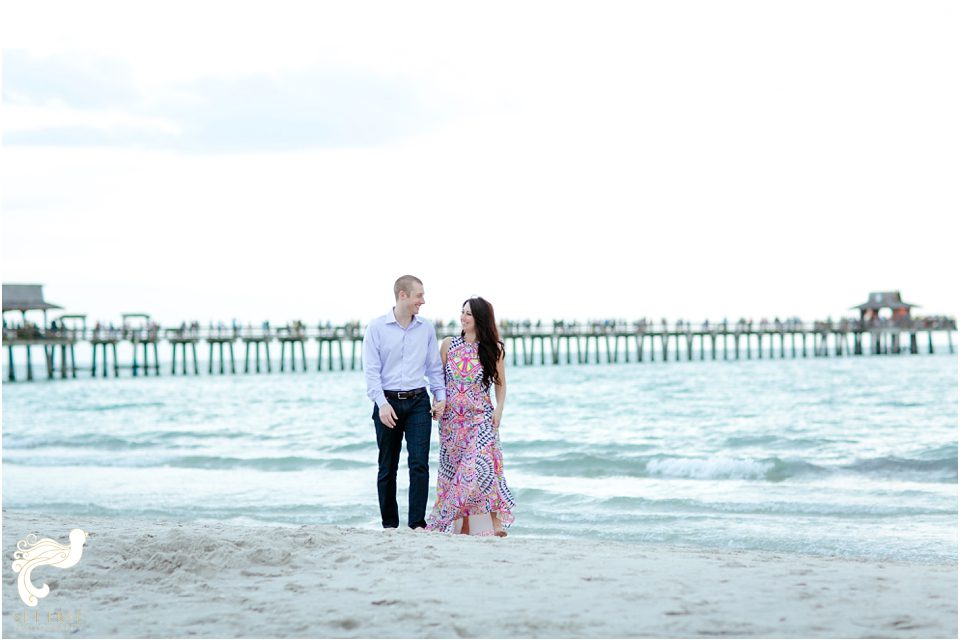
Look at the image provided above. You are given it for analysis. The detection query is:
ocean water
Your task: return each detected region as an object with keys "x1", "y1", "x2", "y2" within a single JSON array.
[{"x1": 2, "y1": 353, "x2": 956, "y2": 564}]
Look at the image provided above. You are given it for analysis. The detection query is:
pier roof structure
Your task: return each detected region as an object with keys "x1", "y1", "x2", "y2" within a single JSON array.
[
  {"x1": 2, "y1": 284, "x2": 63, "y2": 312},
  {"x1": 852, "y1": 291, "x2": 918, "y2": 323},
  {"x1": 852, "y1": 291, "x2": 917, "y2": 312}
]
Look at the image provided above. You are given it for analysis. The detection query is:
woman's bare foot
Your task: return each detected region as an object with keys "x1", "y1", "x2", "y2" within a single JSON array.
[{"x1": 492, "y1": 513, "x2": 507, "y2": 537}]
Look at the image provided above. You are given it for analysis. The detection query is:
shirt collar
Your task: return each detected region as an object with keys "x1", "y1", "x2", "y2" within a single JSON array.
[{"x1": 385, "y1": 307, "x2": 421, "y2": 327}]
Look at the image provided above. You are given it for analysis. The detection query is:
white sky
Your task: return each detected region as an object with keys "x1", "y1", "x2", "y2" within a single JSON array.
[{"x1": 2, "y1": 0, "x2": 957, "y2": 326}]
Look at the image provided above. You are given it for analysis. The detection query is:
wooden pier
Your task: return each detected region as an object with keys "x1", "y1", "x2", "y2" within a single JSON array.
[
  {"x1": 2, "y1": 319, "x2": 956, "y2": 382},
  {"x1": 501, "y1": 321, "x2": 956, "y2": 366}
]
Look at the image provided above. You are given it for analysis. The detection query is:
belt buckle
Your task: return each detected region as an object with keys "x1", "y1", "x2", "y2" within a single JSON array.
[{"x1": 397, "y1": 391, "x2": 411, "y2": 400}]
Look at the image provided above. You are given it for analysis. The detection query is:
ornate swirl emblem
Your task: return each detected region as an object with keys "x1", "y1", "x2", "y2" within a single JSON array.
[{"x1": 11, "y1": 529, "x2": 90, "y2": 606}]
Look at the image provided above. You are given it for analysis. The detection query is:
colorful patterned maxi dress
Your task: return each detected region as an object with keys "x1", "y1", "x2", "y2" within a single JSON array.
[{"x1": 426, "y1": 336, "x2": 515, "y2": 534}]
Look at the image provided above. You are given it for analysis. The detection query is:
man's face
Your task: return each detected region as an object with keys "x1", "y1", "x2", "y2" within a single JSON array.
[{"x1": 401, "y1": 284, "x2": 425, "y2": 315}]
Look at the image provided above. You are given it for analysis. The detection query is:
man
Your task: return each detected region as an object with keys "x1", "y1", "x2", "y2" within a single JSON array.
[{"x1": 363, "y1": 275, "x2": 445, "y2": 529}]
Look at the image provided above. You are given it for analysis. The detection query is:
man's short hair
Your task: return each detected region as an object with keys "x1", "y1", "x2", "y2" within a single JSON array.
[{"x1": 394, "y1": 275, "x2": 423, "y2": 300}]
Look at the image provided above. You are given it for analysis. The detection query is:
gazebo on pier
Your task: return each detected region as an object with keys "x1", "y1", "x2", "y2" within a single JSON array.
[
  {"x1": 850, "y1": 291, "x2": 930, "y2": 355},
  {"x1": 2, "y1": 283, "x2": 70, "y2": 381},
  {"x1": 2, "y1": 283, "x2": 63, "y2": 327},
  {"x1": 852, "y1": 291, "x2": 917, "y2": 326}
]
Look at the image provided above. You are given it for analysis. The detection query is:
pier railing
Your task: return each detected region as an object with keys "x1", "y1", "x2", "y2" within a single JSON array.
[{"x1": 4, "y1": 317, "x2": 956, "y2": 343}]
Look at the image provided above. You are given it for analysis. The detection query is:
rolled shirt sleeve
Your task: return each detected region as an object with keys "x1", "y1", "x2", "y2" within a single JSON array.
[{"x1": 424, "y1": 322, "x2": 445, "y2": 402}]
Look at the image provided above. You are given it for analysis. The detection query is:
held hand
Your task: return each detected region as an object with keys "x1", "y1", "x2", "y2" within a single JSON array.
[
  {"x1": 379, "y1": 402, "x2": 398, "y2": 429},
  {"x1": 431, "y1": 400, "x2": 445, "y2": 421},
  {"x1": 492, "y1": 407, "x2": 503, "y2": 428}
]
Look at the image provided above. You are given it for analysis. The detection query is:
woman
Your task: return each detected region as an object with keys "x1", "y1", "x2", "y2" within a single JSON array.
[{"x1": 426, "y1": 297, "x2": 515, "y2": 536}]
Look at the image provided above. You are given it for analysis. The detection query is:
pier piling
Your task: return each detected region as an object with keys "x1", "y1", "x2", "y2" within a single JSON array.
[{"x1": 170, "y1": 339, "x2": 200, "y2": 375}]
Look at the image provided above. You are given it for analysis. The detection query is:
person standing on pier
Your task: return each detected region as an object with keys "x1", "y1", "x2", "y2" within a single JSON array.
[{"x1": 363, "y1": 275, "x2": 446, "y2": 529}]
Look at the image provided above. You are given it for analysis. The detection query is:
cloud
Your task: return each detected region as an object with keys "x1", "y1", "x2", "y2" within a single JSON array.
[
  {"x1": 3, "y1": 51, "x2": 449, "y2": 151},
  {"x1": 161, "y1": 69, "x2": 447, "y2": 151},
  {"x1": 2, "y1": 50, "x2": 140, "y2": 109}
]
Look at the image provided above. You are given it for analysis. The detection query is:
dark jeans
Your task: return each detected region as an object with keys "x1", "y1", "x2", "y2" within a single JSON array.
[{"x1": 372, "y1": 394, "x2": 432, "y2": 528}]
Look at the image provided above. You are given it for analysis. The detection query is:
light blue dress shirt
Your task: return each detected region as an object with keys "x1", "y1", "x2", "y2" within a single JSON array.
[{"x1": 363, "y1": 308, "x2": 446, "y2": 408}]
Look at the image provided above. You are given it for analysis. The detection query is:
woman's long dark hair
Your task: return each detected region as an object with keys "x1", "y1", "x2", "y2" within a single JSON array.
[{"x1": 462, "y1": 297, "x2": 504, "y2": 390}]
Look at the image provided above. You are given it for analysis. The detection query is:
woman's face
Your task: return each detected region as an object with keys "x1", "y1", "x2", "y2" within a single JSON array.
[{"x1": 460, "y1": 303, "x2": 475, "y2": 333}]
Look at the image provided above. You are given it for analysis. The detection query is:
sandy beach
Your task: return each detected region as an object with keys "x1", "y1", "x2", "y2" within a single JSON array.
[{"x1": 1, "y1": 510, "x2": 955, "y2": 638}]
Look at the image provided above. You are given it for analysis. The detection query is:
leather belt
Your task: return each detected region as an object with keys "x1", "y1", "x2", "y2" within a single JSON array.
[{"x1": 384, "y1": 387, "x2": 426, "y2": 400}]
